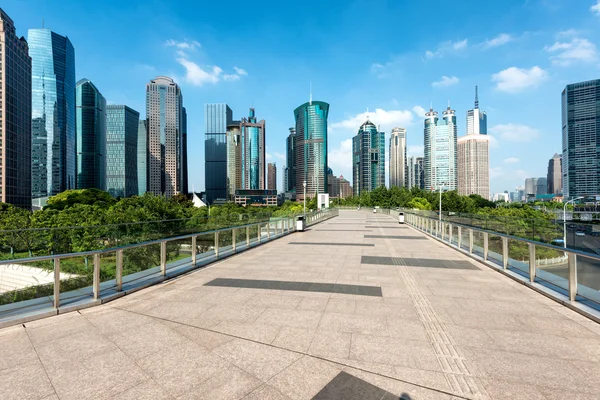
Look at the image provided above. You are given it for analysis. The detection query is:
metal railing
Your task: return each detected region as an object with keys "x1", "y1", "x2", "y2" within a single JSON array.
[{"x1": 0, "y1": 208, "x2": 339, "y2": 328}]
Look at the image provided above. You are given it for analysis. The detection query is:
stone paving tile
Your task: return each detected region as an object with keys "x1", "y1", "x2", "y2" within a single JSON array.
[
  {"x1": 25, "y1": 312, "x2": 97, "y2": 346},
  {"x1": 0, "y1": 325, "x2": 38, "y2": 372},
  {"x1": 80, "y1": 307, "x2": 155, "y2": 335},
  {"x1": 271, "y1": 327, "x2": 316, "y2": 353},
  {"x1": 111, "y1": 379, "x2": 172, "y2": 400},
  {"x1": 212, "y1": 320, "x2": 282, "y2": 343},
  {"x1": 478, "y1": 378, "x2": 547, "y2": 400},
  {"x1": 297, "y1": 296, "x2": 330, "y2": 311},
  {"x1": 325, "y1": 298, "x2": 356, "y2": 313},
  {"x1": 0, "y1": 360, "x2": 56, "y2": 400},
  {"x1": 178, "y1": 365, "x2": 262, "y2": 400},
  {"x1": 318, "y1": 312, "x2": 388, "y2": 335},
  {"x1": 268, "y1": 356, "x2": 343, "y2": 400},
  {"x1": 107, "y1": 320, "x2": 187, "y2": 360},
  {"x1": 256, "y1": 308, "x2": 323, "y2": 329},
  {"x1": 309, "y1": 330, "x2": 352, "y2": 360},
  {"x1": 36, "y1": 330, "x2": 118, "y2": 366},
  {"x1": 171, "y1": 323, "x2": 233, "y2": 350},
  {"x1": 243, "y1": 384, "x2": 292, "y2": 400}
]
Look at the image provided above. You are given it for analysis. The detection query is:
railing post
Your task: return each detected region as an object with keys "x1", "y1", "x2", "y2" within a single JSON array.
[
  {"x1": 469, "y1": 229, "x2": 473, "y2": 254},
  {"x1": 160, "y1": 241, "x2": 167, "y2": 276},
  {"x1": 502, "y1": 236, "x2": 508, "y2": 270},
  {"x1": 116, "y1": 249, "x2": 123, "y2": 291},
  {"x1": 483, "y1": 232, "x2": 489, "y2": 261},
  {"x1": 449, "y1": 224, "x2": 453, "y2": 244},
  {"x1": 458, "y1": 226, "x2": 462, "y2": 249},
  {"x1": 93, "y1": 253, "x2": 101, "y2": 300},
  {"x1": 191, "y1": 235, "x2": 197, "y2": 265},
  {"x1": 232, "y1": 228, "x2": 237, "y2": 252},
  {"x1": 441, "y1": 222, "x2": 445, "y2": 241},
  {"x1": 53, "y1": 257, "x2": 60, "y2": 309},
  {"x1": 215, "y1": 232, "x2": 220, "y2": 257},
  {"x1": 568, "y1": 253, "x2": 577, "y2": 301},
  {"x1": 257, "y1": 224, "x2": 261, "y2": 243},
  {"x1": 528, "y1": 243, "x2": 536, "y2": 282},
  {"x1": 268, "y1": 222, "x2": 271, "y2": 239},
  {"x1": 246, "y1": 226, "x2": 250, "y2": 246}
]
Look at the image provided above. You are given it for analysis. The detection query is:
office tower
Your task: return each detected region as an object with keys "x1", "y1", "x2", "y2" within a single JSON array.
[
  {"x1": 294, "y1": 100, "x2": 329, "y2": 202},
  {"x1": 352, "y1": 119, "x2": 385, "y2": 195},
  {"x1": 240, "y1": 108, "x2": 266, "y2": 190},
  {"x1": 106, "y1": 105, "x2": 139, "y2": 198},
  {"x1": 327, "y1": 168, "x2": 338, "y2": 198},
  {"x1": 466, "y1": 86, "x2": 487, "y2": 135},
  {"x1": 536, "y1": 177, "x2": 548, "y2": 195},
  {"x1": 424, "y1": 106, "x2": 457, "y2": 191},
  {"x1": 339, "y1": 176, "x2": 352, "y2": 198},
  {"x1": 146, "y1": 76, "x2": 183, "y2": 198},
  {"x1": 29, "y1": 28, "x2": 76, "y2": 197},
  {"x1": 406, "y1": 156, "x2": 424, "y2": 190},
  {"x1": 525, "y1": 178, "x2": 536, "y2": 197},
  {"x1": 268, "y1": 162, "x2": 276, "y2": 191},
  {"x1": 525, "y1": 177, "x2": 547, "y2": 199},
  {"x1": 0, "y1": 9, "x2": 31, "y2": 208},
  {"x1": 389, "y1": 127, "x2": 407, "y2": 188},
  {"x1": 205, "y1": 103, "x2": 232, "y2": 203},
  {"x1": 547, "y1": 153, "x2": 562, "y2": 195},
  {"x1": 76, "y1": 79, "x2": 106, "y2": 190},
  {"x1": 562, "y1": 80, "x2": 600, "y2": 198},
  {"x1": 137, "y1": 120, "x2": 147, "y2": 195},
  {"x1": 226, "y1": 123, "x2": 241, "y2": 200},
  {"x1": 285, "y1": 127, "x2": 296, "y2": 193},
  {"x1": 182, "y1": 107, "x2": 188, "y2": 195},
  {"x1": 516, "y1": 186, "x2": 525, "y2": 201}
]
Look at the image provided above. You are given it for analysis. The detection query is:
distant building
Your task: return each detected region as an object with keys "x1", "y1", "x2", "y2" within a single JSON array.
[
  {"x1": 561, "y1": 80, "x2": 600, "y2": 198},
  {"x1": 339, "y1": 176, "x2": 352, "y2": 198},
  {"x1": 234, "y1": 189, "x2": 277, "y2": 207},
  {"x1": 240, "y1": 108, "x2": 266, "y2": 190},
  {"x1": 424, "y1": 106, "x2": 457, "y2": 191},
  {"x1": 406, "y1": 156, "x2": 424, "y2": 190},
  {"x1": 29, "y1": 28, "x2": 76, "y2": 197},
  {"x1": 137, "y1": 120, "x2": 147, "y2": 195},
  {"x1": 268, "y1": 163, "x2": 277, "y2": 191},
  {"x1": 352, "y1": 119, "x2": 385, "y2": 195},
  {"x1": 389, "y1": 127, "x2": 406, "y2": 188},
  {"x1": 182, "y1": 107, "x2": 188, "y2": 195},
  {"x1": 226, "y1": 123, "x2": 241, "y2": 200},
  {"x1": 493, "y1": 192, "x2": 509, "y2": 202},
  {"x1": 547, "y1": 153, "x2": 562, "y2": 195},
  {"x1": 525, "y1": 177, "x2": 547, "y2": 200},
  {"x1": 285, "y1": 127, "x2": 296, "y2": 193},
  {"x1": 106, "y1": 105, "x2": 139, "y2": 198},
  {"x1": 76, "y1": 79, "x2": 106, "y2": 190},
  {"x1": 327, "y1": 169, "x2": 352, "y2": 199},
  {"x1": 205, "y1": 103, "x2": 232, "y2": 203},
  {"x1": 0, "y1": 9, "x2": 31, "y2": 208},
  {"x1": 516, "y1": 185, "x2": 525, "y2": 202}
]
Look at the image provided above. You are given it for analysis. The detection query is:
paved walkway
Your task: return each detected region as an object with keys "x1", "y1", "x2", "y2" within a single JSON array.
[{"x1": 1, "y1": 210, "x2": 600, "y2": 400}]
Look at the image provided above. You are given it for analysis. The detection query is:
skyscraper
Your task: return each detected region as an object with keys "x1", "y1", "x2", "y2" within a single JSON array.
[
  {"x1": 137, "y1": 119, "x2": 147, "y2": 195},
  {"x1": 226, "y1": 123, "x2": 241, "y2": 200},
  {"x1": 182, "y1": 107, "x2": 188, "y2": 195},
  {"x1": 0, "y1": 9, "x2": 31, "y2": 208},
  {"x1": 29, "y1": 28, "x2": 76, "y2": 198},
  {"x1": 285, "y1": 127, "x2": 296, "y2": 193},
  {"x1": 240, "y1": 108, "x2": 266, "y2": 190},
  {"x1": 294, "y1": 100, "x2": 329, "y2": 202},
  {"x1": 562, "y1": 79, "x2": 600, "y2": 198},
  {"x1": 406, "y1": 156, "x2": 424, "y2": 190},
  {"x1": 424, "y1": 106, "x2": 457, "y2": 191},
  {"x1": 547, "y1": 153, "x2": 562, "y2": 195},
  {"x1": 205, "y1": 103, "x2": 232, "y2": 203},
  {"x1": 389, "y1": 127, "x2": 407, "y2": 188},
  {"x1": 466, "y1": 86, "x2": 487, "y2": 135},
  {"x1": 352, "y1": 119, "x2": 385, "y2": 195},
  {"x1": 76, "y1": 79, "x2": 106, "y2": 190},
  {"x1": 268, "y1": 163, "x2": 277, "y2": 191},
  {"x1": 146, "y1": 76, "x2": 183, "y2": 197},
  {"x1": 106, "y1": 105, "x2": 139, "y2": 198}
]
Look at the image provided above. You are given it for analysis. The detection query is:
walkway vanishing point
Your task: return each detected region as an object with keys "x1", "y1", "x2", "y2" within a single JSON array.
[{"x1": 1, "y1": 210, "x2": 600, "y2": 400}]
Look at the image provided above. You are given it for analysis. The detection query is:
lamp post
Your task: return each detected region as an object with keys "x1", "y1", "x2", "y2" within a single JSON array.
[
  {"x1": 303, "y1": 180, "x2": 307, "y2": 218},
  {"x1": 563, "y1": 196, "x2": 583, "y2": 249}
]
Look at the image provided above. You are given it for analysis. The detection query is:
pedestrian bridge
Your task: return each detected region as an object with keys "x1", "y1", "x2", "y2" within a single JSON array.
[{"x1": 1, "y1": 210, "x2": 599, "y2": 399}]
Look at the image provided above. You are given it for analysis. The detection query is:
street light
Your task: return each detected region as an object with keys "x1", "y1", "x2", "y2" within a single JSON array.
[
  {"x1": 303, "y1": 180, "x2": 307, "y2": 218},
  {"x1": 563, "y1": 196, "x2": 584, "y2": 249}
]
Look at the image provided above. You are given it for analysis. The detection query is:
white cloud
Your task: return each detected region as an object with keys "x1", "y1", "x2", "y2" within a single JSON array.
[
  {"x1": 490, "y1": 167, "x2": 504, "y2": 178},
  {"x1": 234, "y1": 66, "x2": 248, "y2": 76},
  {"x1": 504, "y1": 157, "x2": 520, "y2": 164},
  {"x1": 491, "y1": 66, "x2": 547, "y2": 93},
  {"x1": 328, "y1": 139, "x2": 353, "y2": 179},
  {"x1": 412, "y1": 105, "x2": 426, "y2": 118},
  {"x1": 431, "y1": 76, "x2": 459, "y2": 88},
  {"x1": 545, "y1": 37, "x2": 597, "y2": 66},
  {"x1": 274, "y1": 152, "x2": 286, "y2": 161},
  {"x1": 425, "y1": 39, "x2": 468, "y2": 59},
  {"x1": 331, "y1": 109, "x2": 413, "y2": 133},
  {"x1": 266, "y1": 152, "x2": 272, "y2": 161},
  {"x1": 165, "y1": 39, "x2": 201, "y2": 51},
  {"x1": 489, "y1": 124, "x2": 540, "y2": 142},
  {"x1": 407, "y1": 145, "x2": 424, "y2": 157},
  {"x1": 482, "y1": 33, "x2": 513, "y2": 49},
  {"x1": 175, "y1": 59, "x2": 246, "y2": 86},
  {"x1": 488, "y1": 135, "x2": 500, "y2": 148},
  {"x1": 591, "y1": 1, "x2": 600, "y2": 16}
]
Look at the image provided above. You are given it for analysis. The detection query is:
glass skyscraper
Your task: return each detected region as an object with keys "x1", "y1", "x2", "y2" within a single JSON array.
[
  {"x1": 106, "y1": 105, "x2": 139, "y2": 198},
  {"x1": 205, "y1": 103, "x2": 232, "y2": 204},
  {"x1": 285, "y1": 127, "x2": 296, "y2": 193},
  {"x1": 182, "y1": 107, "x2": 188, "y2": 195},
  {"x1": 76, "y1": 79, "x2": 106, "y2": 190},
  {"x1": 29, "y1": 28, "x2": 76, "y2": 198},
  {"x1": 294, "y1": 100, "x2": 329, "y2": 201},
  {"x1": 226, "y1": 123, "x2": 241, "y2": 200},
  {"x1": 389, "y1": 127, "x2": 406, "y2": 188},
  {"x1": 0, "y1": 9, "x2": 31, "y2": 208},
  {"x1": 137, "y1": 119, "x2": 147, "y2": 195},
  {"x1": 240, "y1": 108, "x2": 266, "y2": 190},
  {"x1": 352, "y1": 119, "x2": 385, "y2": 195},
  {"x1": 424, "y1": 106, "x2": 457, "y2": 191},
  {"x1": 407, "y1": 156, "x2": 424, "y2": 190},
  {"x1": 562, "y1": 79, "x2": 600, "y2": 198}
]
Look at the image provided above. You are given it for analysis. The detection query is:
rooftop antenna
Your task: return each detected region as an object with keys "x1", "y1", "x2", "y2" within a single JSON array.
[
  {"x1": 309, "y1": 82, "x2": 312, "y2": 105},
  {"x1": 430, "y1": 101, "x2": 433, "y2": 111},
  {"x1": 366, "y1": 107, "x2": 369, "y2": 121},
  {"x1": 42, "y1": 18, "x2": 44, "y2": 28},
  {"x1": 475, "y1": 85, "x2": 479, "y2": 109}
]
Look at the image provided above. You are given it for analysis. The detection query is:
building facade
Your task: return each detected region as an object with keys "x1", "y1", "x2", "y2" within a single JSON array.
[
  {"x1": 547, "y1": 153, "x2": 562, "y2": 195},
  {"x1": 562, "y1": 79, "x2": 600, "y2": 198},
  {"x1": 352, "y1": 119, "x2": 385, "y2": 196},
  {"x1": 205, "y1": 103, "x2": 232, "y2": 203},
  {"x1": 285, "y1": 127, "x2": 296, "y2": 193},
  {"x1": 182, "y1": 107, "x2": 188, "y2": 195},
  {"x1": 267, "y1": 162, "x2": 276, "y2": 191},
  {"x1": 466, "y1": 86, "x2": 487, "y2": 135},
  {"x1": 240, "y1": 108, "x2": 266, "y2": 190},
  {"x1": 226, "y1": 123, "x2": 241, "y2": 200},
  {"x1": 424, "y1": 106, "x2": 457, "y2": 191},
  {"x1": 76, "y1": 79, "x2": 106, "y2": 190},
  {"x1": 106, "y1": 105, "x2": 139, "y2": 198},
  {"x1": 146, "y1": 76, "x2": 183, "y2": 197},
  {"x1": 137, "y1": 119, "x2": 147, "y2": 195},
  {"x1": 294, "y1": 100, "x2": 329, "y2": 201},
  {"x1": 389, "y1": 127, "x2": 406, "y2": 188},
  {"x1": 0, "y1": 9, "x2": 31, "y2": 208},
  {"x1": 406, "y1": 156, "x2": 424, "y2": 190},
  {"x1": 29, "y1": 28, "x2": 76, "y2": 198},
  {"x1": 525, "y1": 177, "x2": 548, "y2": 199}
]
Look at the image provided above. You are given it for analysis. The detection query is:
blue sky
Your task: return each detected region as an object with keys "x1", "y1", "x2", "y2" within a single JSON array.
[{"x1": 5, "y1": 0, "x2": 600, "y2": 195}]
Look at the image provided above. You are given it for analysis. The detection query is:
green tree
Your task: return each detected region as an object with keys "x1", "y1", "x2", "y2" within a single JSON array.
[{"x1": 45, "y1": 189, "x2": 116, "y2": 211}]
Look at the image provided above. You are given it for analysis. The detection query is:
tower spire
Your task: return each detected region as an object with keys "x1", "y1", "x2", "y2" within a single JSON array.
[
  {"x1": 474, "y1": 85, "x2": 479, "y2": 109},
  {"x1": 309, "y1": 82, "x2": 312, "y2": 105}
]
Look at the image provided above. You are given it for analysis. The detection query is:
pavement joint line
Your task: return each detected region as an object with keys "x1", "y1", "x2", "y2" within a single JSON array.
[
  {"x1": 23, "y1": 322, "x2": 61, "y2": 399},
  {"x1": 110, "y1": 305, "x2": 474, "y2": 400}
]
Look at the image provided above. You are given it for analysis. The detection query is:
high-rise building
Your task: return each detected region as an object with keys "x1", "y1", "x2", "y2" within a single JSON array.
[
  {"x1": 0, "y1": 9, "x2": 31, "y2": 208},
  {"x1": 146, "y1": 76, "x2": 183, "y2": 197},
  {"x1": 406, "y1": 156, "x2": 424, "y2": 190},
  {"x1": 424, "y1": 106, "x2": 457, "y2": 191},
  {"x1": 182, "y1": 107, "x2": 188, "y2": 195},
  {"x1": 339, "y1": 176, "x2": 352, "y2": 198},
  {"x1": 562, "y1": 79, "x2": 600, "y2": 198},
  {"x1": 389, "y1": 127, "x2": 406, "y2": 188},
  {"x1": 458, "y1": 88, "x2": 490, "y2": 199},
  {"x1": 240, "y1": 108, "x2": 266, "y2": 190},
  {"x1": 205, "y1": 103, "x2": 232, "y2": 203},
  {"x1": 536, "y1": 177, "x2": 548, "y2": 195},
  {"x1": 352, "y1": 119, "x2": 385, "y2": 196},
  {"x1": 516, "y1": 185, "x2": 525, "y2": 202},
  {"x1": 547, "y1": 153, "x2": 562, "y2": 195},
  {"x1": 294, "y1": 100, "x2": 329, "y2": 202},
  {"x1": 106, "y1": 105, "x2": 139, "y2": 198},
  {"x1": 137, "y1": 120, "x2": 147, "y2": 195},
  {"x1": 29, "y1": 28, "x2": 76, "y2": 198},
  {"x1": 285, "y1": 127, "x2": 296, "y2": 193},
  {"x1": 76, "y1": 79, "x2": 106, "y2": 190},
  {"x1": 525, "y1": 177, "x2": 547, "y2": 200},
  {"x1": 268, "y1": 162, "x2": 276, "y2": 191},
  {"x1": 226, "y1": 123, "x2": 241, "y2": 200}
]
